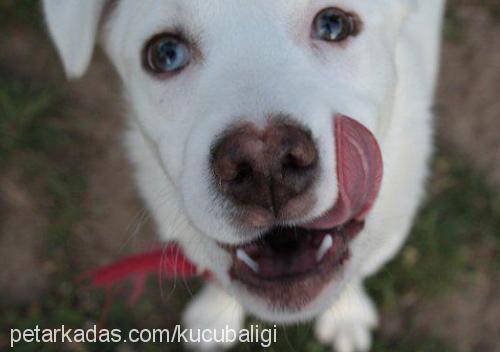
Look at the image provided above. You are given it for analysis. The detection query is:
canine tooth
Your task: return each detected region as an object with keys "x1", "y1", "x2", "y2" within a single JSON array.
[
  {"x1": 316, "y1": 234, "x2": 333, "y2": 262},
  {"x1": 236, "y1": 249, "x2": 259, "y2": 273}
]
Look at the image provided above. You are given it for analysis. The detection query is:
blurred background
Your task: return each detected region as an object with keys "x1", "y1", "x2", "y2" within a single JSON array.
[{"x1": 0, "y1": 1, "x2": 499, "y2": 351}]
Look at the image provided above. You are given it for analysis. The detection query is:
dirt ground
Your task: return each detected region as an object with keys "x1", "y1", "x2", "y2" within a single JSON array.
[
  {"x1": 438, "y1": 4, "x2": 500, "y2": 189},
  {"x1": 0, "y1": 1, "x2": 499, "y2": 352}
]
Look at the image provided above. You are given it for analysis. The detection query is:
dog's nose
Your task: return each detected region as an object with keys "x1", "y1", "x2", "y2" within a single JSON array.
[{"x1": 211, "y1": 119, "x2": 318, "y2": 217}]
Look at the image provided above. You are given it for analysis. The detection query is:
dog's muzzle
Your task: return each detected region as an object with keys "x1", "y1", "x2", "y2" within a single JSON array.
[{"x1": 215, "y1": 115, "x2": 383, "y2": 308}]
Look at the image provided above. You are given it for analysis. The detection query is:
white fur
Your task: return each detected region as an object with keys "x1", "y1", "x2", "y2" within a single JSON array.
[
  {"x1": 183, "y1": 284, "x2": 245, "y2": 351},
  {"x1": 43, "y1": 1, "x2": 445, "y2": 350},
  {"x1": 315, "y1": 282, "x2": 378, "y2": 352}
]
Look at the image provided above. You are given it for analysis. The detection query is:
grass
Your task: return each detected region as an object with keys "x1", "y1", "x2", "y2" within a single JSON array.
[
  {"x1": 0, "y1": 79, "x2": 56, "y2": 163},
  {"x1": 0, "y1": 72, "x2": 88, "y2": 350},
  {"x1": 0, "y1": 0, "x2": 41, "y2": 27},
  {"x1": 369, "y1": 152, "x2": 500, "y2": 305}
]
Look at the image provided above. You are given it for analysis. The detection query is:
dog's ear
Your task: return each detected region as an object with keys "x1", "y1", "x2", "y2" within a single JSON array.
[{"x1": 42, "y1": 0, "x2": 107, "y2": 79}]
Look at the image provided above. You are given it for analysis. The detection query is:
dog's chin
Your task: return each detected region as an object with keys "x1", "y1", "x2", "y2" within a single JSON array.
[
  {"x1": 228, "y1": 269, "x2": 351, "y2": 323},
  {"x1": 218, "y1": 219, "x2": 364, "y2": 317}
]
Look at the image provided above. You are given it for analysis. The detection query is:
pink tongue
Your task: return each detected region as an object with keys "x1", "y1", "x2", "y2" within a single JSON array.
[{"x1": 307, "y1": 115, "x2": 383, "y2": 230}]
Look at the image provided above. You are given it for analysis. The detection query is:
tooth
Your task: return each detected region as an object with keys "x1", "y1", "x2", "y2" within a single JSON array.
[
  {"x1": 236, "y1": 249, "x2": 259, "y2": 273},
  {"x1": 316, "y1": 234, "x2": 333, "y2": 262}
]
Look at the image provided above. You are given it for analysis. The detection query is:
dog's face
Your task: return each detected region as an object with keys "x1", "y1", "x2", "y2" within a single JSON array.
[{"x1": 45, "y1": 0, "x2": 414, "y2": 322}]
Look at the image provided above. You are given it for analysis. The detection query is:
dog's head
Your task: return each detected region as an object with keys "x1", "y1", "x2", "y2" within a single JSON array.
[{"x1": 44, "y1": 0, "x2": 416, "y2": 322}]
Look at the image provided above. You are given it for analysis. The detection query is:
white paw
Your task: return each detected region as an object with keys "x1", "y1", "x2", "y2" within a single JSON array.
[
  {"x1": 314, "y1": 284, "x2": 378, "y2": 352},
  {"x1": 182, "y1": 284, "x2": 245, "y2": 351}
]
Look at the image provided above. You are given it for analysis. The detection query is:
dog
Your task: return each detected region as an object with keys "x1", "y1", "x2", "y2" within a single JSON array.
[{"x1": 43, "y1": 1, "x2": 445, "y2": 351}]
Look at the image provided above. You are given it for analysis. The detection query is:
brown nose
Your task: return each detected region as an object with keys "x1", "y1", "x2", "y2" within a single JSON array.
[{"x1": 211, "y1": 119, "x2": 319, "y2": 216}]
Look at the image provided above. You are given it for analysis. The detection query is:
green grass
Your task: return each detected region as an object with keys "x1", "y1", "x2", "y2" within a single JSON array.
[
  {"x1": 0, "y1": 0, "x2": 41, "y2": 27},
  {"x1": 0, "y1": 74, "x2": 88, "y2": 350},
  {"x1": 0, "y1": 69, "x2": 86, "y2": 247},
  {"x1": 369, "y1": 152, "x2": 500, "y2": 307},
  {"x1": 0, "y1": 79, "x2": 56, "y2": 163},
  {"x1": 444, "y1": 5, "x2": 465, "y2": 42}
]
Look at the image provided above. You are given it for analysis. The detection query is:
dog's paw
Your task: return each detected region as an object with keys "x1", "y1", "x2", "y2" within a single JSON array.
[
  {"x1": 182, "y1": 284, "x2": 245, "y2": 351},
  {"x1": 314, "y1": 284, "x2": 378, "y2": 352}
]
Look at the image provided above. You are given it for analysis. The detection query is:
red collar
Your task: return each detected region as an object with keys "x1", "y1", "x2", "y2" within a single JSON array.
[{"x1": 82, "y1": 244, "x2": 207, "y2": 304}]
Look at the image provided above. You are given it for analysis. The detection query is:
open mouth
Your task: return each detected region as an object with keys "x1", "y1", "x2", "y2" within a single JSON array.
[{"x1": 228, "y1": 219, "x2": 364, "y2": 286}]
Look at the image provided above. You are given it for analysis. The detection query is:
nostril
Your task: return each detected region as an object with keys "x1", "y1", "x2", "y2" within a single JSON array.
[
  {"x1": 233, "y1": 162, "x2": 253, "y2": 184},
  {"x1": 281, "y1": 154, "x2": 306, "y2": 179},
  {"x1": 282, "y1": 153, "x2": 300, "y2": 171}
]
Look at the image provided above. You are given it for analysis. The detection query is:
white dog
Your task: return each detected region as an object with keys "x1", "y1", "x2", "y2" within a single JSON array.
[{"x1": 43, "y1": 1, "x2": 445, "y2": 351}]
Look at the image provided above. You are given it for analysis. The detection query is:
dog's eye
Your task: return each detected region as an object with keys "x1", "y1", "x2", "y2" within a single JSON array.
[
  {"x1": 313, "y1": 8, "x2": 358, "y2": 42},
  {"x1": 144, "y1": 35, "x2": 191, "y2": 75}
]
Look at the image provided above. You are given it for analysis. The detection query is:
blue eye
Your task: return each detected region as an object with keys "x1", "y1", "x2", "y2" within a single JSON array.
[
  {"x1": 313, "y1": 8, "x2": 358, "y2": 42},
  {"x1": 144, "y1": 35, "x2": 191, "y2": 74}
]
